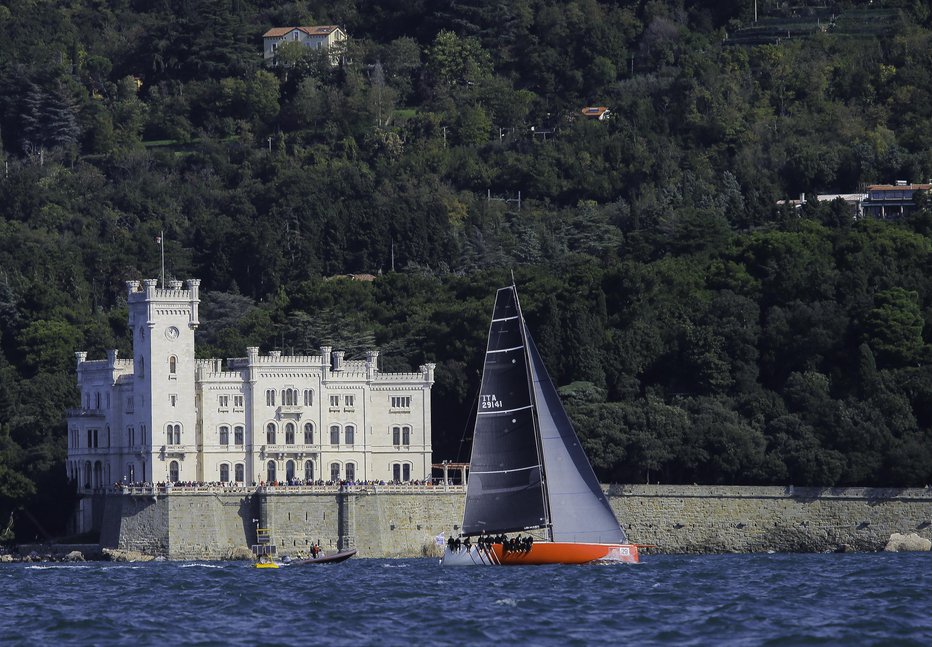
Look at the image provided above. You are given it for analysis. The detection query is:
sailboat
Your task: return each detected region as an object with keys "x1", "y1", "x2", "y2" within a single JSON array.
[{"x1": 441, "y1": 284, "x2": 640, "y2": 566}]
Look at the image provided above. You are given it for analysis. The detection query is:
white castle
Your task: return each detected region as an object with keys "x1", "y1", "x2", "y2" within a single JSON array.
[{"x1": 67, "y1": 278, "x2": 435, "y2": 490}]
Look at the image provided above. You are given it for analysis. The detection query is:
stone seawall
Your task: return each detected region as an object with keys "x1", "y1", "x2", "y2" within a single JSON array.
[
  {"x1": 98, "y1": 485, "x2": 932, "y2": 559},
  {"x1": 612, "y1": 485, "x2": 932, "y2": 553}
]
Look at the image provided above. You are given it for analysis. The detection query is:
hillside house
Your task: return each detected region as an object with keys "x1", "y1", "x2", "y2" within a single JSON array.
[
  {"x1": 861, "y1": 181, "x2": 931, "y2": 219},
  {"x1": 262, "y1": 25, "x2": 347, "y2": 64},
  {"x1": 581, "y1": 106, "x2": 611, "y2": 121}
]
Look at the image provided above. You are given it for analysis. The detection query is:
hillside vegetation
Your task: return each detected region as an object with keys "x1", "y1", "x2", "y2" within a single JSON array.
[{"x1": 1, "y1": 0, "x2": 931, "y2": 540}]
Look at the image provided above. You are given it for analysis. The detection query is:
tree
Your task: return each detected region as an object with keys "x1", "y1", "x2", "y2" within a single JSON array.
[{"x1": 864, "y1": 287, "x2": 925, "y2": 367}]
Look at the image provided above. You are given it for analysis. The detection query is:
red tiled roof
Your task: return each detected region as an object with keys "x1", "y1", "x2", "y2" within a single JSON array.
[
  {"x1": 581, "y1": 106, "x2": 609, "y2": 117},
  {"x1": 867, "y1": 184, "x2": 931, "y2": 191},
  {"x1": 263, "y1": 25, "x2": 341, "y2": 38}
]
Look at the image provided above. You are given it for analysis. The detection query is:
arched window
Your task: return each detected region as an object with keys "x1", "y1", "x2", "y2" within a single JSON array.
[
  {"x1": 303, "y1": 389, "x2": 314, "y2": 406},
  {"x1": 285, "y1": 422, "x2": 295, "y2": 445},
  {"x1": 402, "y1": 426, "x2": 411, "y2": 446},
  {"x1": 83, "y1": 461, "x2": 91, "y2": 488},
  {"x1": 219, "y1": 426, "x2": 229, "y2": 445},
  {"x1": 94, "y1": 461, "x2": 103, "y2": 488},
  {"x1": 345, "y1": 425, "x2": 355, "y2": 447},
  {"x1": 267, "y1": 460, "x2": 276, "y2": 483},
  {"x1": 346, "y1": 463, "x2": 356, "y2": 482},
  {"x1": 330, "y1": 462, "x2": 340, "y2": 482},
  {"x1": 235, "y1": 464, "x2": 244, "y2": 483},
  {"x1": 169, "y1": 356, "x2": 177, "y2": 374},
  {"x1": 168, "y1": 424, "x2": 181, "y2": 445},
  {"x1": 220, "y1": 464, "x2": 230, "y2": 482},
  {"x1": 266, "y1": 389, "x2": 276, "y2": 406},
  {"x1": 266, "y1": 423, "x2": 276, "y2": 444},
  {"x1": 304, "y1": 460, "x2": 314, "y2": 481},
  {"x1": 303, "y1": 423, "x2": 314, "y2": 445},
  {"x1": 234, "y1": 426, "x2": 244, "y2": 445},
  {"x1": 139, "y1": 356, "x2": 145, "y2": 377},
  {"x1": 286, "y1": 460, "x2": 295, "y2": 482},
  {"x1": 128, "y1": 464, "x2": 135, "y2": 483},
  {"x1": 392, "y1": 463, "x2": 411, "y2": 483},
  {"x1": 330, "y1": 425, "x2": 339, "y2": 446},
  {"x1": 283, "y1": 388, "x2": 298, "y2": 406},
  {"x1": 169, "y1": 460, "x2": 179, "y2": 483},
  {"x1": 392, "y1": 426, "x2": 400, "y2": 446}
]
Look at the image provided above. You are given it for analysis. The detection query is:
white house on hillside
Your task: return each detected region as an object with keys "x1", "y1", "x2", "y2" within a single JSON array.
[
  {"x1": 66, "y1": 278, "x2": 435, "y2": 494},
  {"x1": 262, "y1": 25, "x2": 347, "y2": 64}
]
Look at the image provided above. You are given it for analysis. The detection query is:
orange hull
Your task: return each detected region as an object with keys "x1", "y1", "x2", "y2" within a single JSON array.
[{"x1": 487, "y1": 542, "x2": 639, "y2": 565}]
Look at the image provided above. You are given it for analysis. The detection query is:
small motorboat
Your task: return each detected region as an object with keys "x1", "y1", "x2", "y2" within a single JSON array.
[{"x1": 291, "y1": 548, "x2": 356, "y2": 565}]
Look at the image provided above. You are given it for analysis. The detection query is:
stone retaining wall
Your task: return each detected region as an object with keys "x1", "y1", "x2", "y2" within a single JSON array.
[{"x1": 94, "y1": 485, "x2": 932, "y2": 559}]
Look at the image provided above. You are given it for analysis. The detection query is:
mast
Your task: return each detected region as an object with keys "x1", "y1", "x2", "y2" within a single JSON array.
[{"x1": 511, "y1": 283, "x2": 554, "y2": 541}]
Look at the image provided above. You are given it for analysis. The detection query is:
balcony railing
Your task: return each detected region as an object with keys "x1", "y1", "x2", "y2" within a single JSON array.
[{"x1": 84, "y1": 482, "x2": 466, "y2": 496}]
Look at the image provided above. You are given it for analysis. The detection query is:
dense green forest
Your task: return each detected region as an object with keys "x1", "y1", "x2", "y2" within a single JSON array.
[{"x1": 1, "y1": 0, "x2": 931, "y2": 541}]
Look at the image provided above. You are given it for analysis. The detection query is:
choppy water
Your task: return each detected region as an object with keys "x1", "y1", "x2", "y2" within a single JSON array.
[{"x1": 1, "y1": 553, "x2": 930, "y2": 645}]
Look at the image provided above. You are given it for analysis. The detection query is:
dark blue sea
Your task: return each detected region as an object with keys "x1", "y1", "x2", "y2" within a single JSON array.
[{"x1": 2, "y1": 553, "x2": 930, "y2": 645}]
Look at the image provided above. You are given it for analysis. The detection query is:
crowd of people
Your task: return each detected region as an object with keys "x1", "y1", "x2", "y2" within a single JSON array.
[
  {"x1": 112, "y1": 478, "x2": 445, "y2": 491},
  {"x1": 447, "y1": 534, "x2": 535, "y2": 553}
]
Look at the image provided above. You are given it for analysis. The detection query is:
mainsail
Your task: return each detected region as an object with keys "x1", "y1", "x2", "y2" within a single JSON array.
[
  {"x1": 461, "y1": 285, "x2": 627, "y2": 544},
  {"x1": 462, "y1": 287, "x2": 547, "y2": 535}
]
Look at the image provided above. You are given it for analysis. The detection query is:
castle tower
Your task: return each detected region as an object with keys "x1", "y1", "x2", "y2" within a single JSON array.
[{"x1": 126, "y1": 278, "x2": 200, "y2": 483}]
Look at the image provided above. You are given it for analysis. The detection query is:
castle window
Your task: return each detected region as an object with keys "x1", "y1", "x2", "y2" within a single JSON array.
[
  {"x1": 169, "y1": 460, "x2": 179, "y2": 483},
  {"x1": 392, "y1": 426, "x2": 400, "y2": 446},
  {"x1": 234, "y1": 395, "x2": 244, "y2": 408},
  {"x1": 345, "y1": 425, "x2": 355, "y2": 447},
  {"x1": 303, "y1": 389, "x2": 314, "y2": 406},
  {"x1": 346, "y1": 463, "x2": 356, "y2": 482},
  {"x1": 303, "y1": 423, "x2": 314, "y2": 444},
  {"x1": 330, "y1": 395, "x2": 339, "y2": 407},
  {"x1": 285, "y1": 422, "x2": 295, "y2": 445},
  {"x1": 283, "y1": 388, "x2": 298, "y2": 406},
  {"x1": 235, "y1": 464, "x2": 244, "y2": 482},
  {"x1": 267, "y1": 461, "x2": 276, "y2": 483},
  {"x1": 286, "y1": 460, "x2": 295, "y2": 482},
  {"x1": 402, "y1": 426, "x2": 411, "y2": 446},
  {"x1": 170, "y1": 394, "x2": 177, "y2": 407},
  {"x1": 266, "y1": 389, "x2": 276, "y2": 406},
  {"x1": 330, "y1": 425, "x2": 339, "y2": 446},
  {"x1": 219, "y1": 395, "x2": 229, "y2": 409},
  {"x1": 96, "y1": 392, "x2": 101, "y2": 409},
  {"x1": 392, "y1": 463, "x2": 411, "y2": 482},
  {"x1": 169, "y1": 356, "x2": 177, "y2": 374},
  {"x1": 128, "y1": 427, "x2": 135, "y2": 447},
  {"x1": 345, "y1": 395, "x2": 355, "y2": 407},
  {"x1": 220, "y1": 464, "x2": 229, "y2": 483},
  {"x1": 304, "y1": 460, "x2": 314, "y2": 481},
  {"x1": 139, "y1": 356, "x2": 145, "y2": 377},
  {"x1": 219, "y1": 426, "x2": 229, "y2": 445},
  {"x1": 391, "y1": 396, "x2": 411, "y2": 409},
  {"x1": 266, "y1": 423, "x2": 276, "y2": 444},
  {"x1": 330, "y1": 462, "x2": 340, "y2": 482},
  {"x1": 234, "y1": 426, "x2": 244, "y2": 445},
  {"x1": 167, "y1": 424, "x2": 181, "y2": 445}
]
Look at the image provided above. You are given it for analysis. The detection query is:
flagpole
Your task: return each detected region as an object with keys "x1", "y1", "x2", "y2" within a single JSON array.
[{"x1": 160, "y1": 230, "x2": 165, "y2": 288}]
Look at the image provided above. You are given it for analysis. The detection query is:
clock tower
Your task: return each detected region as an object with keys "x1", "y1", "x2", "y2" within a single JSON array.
[{"x1": 126, "y1": 278, "x2": 200, "y2": 483}]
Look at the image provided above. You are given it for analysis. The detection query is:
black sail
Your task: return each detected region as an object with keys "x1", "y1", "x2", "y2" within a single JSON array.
[{"x1": 461, "y1": 287, "x2": 548, "y2": 535}]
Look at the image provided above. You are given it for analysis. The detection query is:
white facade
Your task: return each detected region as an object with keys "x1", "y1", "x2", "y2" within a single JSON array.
[{"x1": 66, "y1": 279, "x2": 435, "y2": 490}]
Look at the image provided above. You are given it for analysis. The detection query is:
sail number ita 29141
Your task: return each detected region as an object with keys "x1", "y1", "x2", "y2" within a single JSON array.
[{"x1": 480, "y1": 395, "x2": 503, "y2": 410}]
